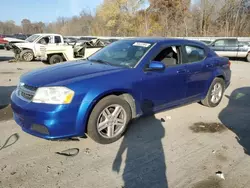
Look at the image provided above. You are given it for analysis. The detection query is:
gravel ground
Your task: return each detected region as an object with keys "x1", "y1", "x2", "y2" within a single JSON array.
[{"x1": 0, "y1": 50, "x2": 250, "y2": 188}]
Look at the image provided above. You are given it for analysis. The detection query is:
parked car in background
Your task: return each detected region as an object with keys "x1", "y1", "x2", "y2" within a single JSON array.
[
  {"x1": 42, "y1": 38, "x2": 105, "y2": 64},
  {"x1": 99, "y1": 38, "x2": 119, "y2": 45},
  {"x1": 71, "y1": 37, "x2": 98, "y2": 47},
  {"x1": 0, "y1": 35, "x2": 9, "y2": 49},
  {"x1": 11, "y1": 38, "x2": 231, "y2": 144},
  {"x1": 4, "y1": 34, "x2": 30, "y2": 50},
  {"x1": 208, "y1": 38, "x2": 250, "y2": 62},
  {"x1": 199, "y1": 40, "x2": 212, "y2": 45},
  {"x1": 63, "y1": 37, "x2": 78, "y2": 44},
  {"x1": 79, "y1": 36, "x2": 97, "y2": 41},
  {"x1": 13, "y1": 33, "x2": 29, "y2": 40}
]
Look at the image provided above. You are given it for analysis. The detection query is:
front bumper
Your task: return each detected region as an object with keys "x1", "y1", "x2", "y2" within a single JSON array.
[{"x1": 11, "y1": 90, "x2": 83, "y2": 139}]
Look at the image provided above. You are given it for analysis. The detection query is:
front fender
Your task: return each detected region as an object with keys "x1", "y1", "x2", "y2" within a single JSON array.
[{"x1": 75, "y1": 88, "x2": 139, "y2": 134}]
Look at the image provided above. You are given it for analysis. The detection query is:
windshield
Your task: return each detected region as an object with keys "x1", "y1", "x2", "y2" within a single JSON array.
[
  {"x1": 88, "y1": 40, "x2": 153, "y2": 68},
  {"x1": 25, "y1": 34, "x2": 40, "y2": 42}
]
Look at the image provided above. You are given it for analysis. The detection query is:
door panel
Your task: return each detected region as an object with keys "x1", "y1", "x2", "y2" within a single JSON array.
[
  {"x1": 182, "y1": 45, "x2": 212, "y2": 100},
  {"x1": 139, "y1": 64, "x2": 187, "y2": 112},
  {"x1": 210, "y1": 39, "x2": 227, "y2": 57},
  {"x1": 210, "y1": 40, "x2": 225, "y2": 55},
  {"x1": 224, "y1": 39, "x2": 238, "y2": 57},
  {"x1": 185, "y1": 60, "x2": 213, "y2": 99}
]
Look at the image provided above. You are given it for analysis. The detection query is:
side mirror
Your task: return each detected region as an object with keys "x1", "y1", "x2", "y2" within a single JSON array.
[{"x1": 145, "y1": 61, "x2": 165, "y2": 71}]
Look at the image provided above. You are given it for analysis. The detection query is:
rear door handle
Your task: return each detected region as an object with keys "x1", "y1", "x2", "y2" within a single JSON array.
[{"x1": 206, "y1": 64, "x2": 214, "y2": 68}]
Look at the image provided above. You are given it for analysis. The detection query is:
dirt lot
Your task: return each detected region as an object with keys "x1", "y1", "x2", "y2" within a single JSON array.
[{"x1": 0, "y1": 50, "x2": 250, "y2": 188}]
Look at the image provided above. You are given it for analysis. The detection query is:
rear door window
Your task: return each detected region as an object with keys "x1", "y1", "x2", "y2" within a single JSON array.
[
  {"x1": 183, "y1": 45, "x2": 206, "y2": 63},
  {"x1": 55, "y1": 36, "x2": 62, "y2": 43},
  {"x1": 226, "y1": 39, "x2": 238, "y2": 47}
]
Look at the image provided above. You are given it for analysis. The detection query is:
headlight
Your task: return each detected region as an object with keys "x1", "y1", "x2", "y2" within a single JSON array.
[{"x1": 32, "y1": 87, "x2": 74, "y2": 104}]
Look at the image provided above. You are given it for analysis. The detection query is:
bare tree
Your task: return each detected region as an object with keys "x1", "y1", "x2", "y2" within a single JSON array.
[{"x1": 0, "y1": 0, "x2": 249, "y2": 37}]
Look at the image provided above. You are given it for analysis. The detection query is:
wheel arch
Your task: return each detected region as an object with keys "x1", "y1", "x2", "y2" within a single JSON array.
[
  {"x1": 203, "y1": 70, "x2": 226, "y2": 99},
  {"x1": 21, "y1": 48, "x2": 33, "y2": 52},
  {"x1": 20, "y1": 48, "x2": 34, "y2": 55},
  {"x1": 216, "y1": 74, "x2": 225, "y2": 81},
  {"x1": 47, "y1": 53, "x2": 66, "y2": 61},
  {"x1": 89, "y1": 89, "x2": 137, "y2": 119},
  {"x1": 77, "y1": 89, "x2": 137, "y2": 134}
]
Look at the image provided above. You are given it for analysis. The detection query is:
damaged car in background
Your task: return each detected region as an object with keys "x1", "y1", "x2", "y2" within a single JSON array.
[
  {"x1": 11, "y1": 33, "x2": 65, "y2": 62},
  {"x1": 3, "y1": 34, "x2": 30, "y2": 50},
  {"x1": 10, "y1": 33, "x2": 111, "y2": 63},
  {"x1": 42, "y1": 38, "x2": 107, "y2": 64}
]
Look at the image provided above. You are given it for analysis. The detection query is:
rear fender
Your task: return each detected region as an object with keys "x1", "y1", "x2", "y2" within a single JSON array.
[{"x1": 203, "y1": 68, "x2": 226, "y2": 98}]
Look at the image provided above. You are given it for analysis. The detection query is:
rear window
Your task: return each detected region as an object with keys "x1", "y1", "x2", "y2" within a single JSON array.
[
  {"x1": 55, "y1": 36, "x2": 62, "y2": 43},
  {"x1": 184, "y1": 45, "x2": 206, "y2": 63}
]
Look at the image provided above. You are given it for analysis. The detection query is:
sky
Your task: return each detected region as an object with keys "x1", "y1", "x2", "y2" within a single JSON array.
[
  {"x1": 0, "y1": 0, "x2": 103, "y2": 24},
  {"x1": 1, "y1": 0, "x2": 198, "y2": 25}
]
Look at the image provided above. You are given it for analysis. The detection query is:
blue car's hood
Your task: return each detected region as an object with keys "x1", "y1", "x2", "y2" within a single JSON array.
[{"x1": 20, "y1": 60, "x2": 124, "y2": 87}]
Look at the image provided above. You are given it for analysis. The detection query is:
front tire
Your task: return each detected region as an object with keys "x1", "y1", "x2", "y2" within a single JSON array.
[
  {"x1": 201, "y1": 77, "x2": 225, "y2": 107},
  {"x1": 49, "y1": 54, "x2": 63, "y2": 64},
  {"x1": 87, "y1": 95, "x2": 132, "y2": 144},
  {"x1": 20, "y1": 50, "x2": 34, "y2": 62},
  {"x1": 4, "y1": 45, "x2": 10, "y2": 51}
]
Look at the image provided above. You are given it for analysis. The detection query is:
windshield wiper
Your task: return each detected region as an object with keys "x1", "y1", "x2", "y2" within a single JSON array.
[{"x1": 88, "y1": 58, "x2": 112, "y2": 66}]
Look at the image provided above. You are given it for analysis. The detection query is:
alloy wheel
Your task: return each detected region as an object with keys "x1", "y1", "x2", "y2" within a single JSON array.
[
  {"x1": 211, "y1": 83, "x2": 223, "y2": 104},
  {"x1": 23, "y1": 52, "x2": 33, "y2": 61},
  {"x1": 97, "y1": 104, "x2": 127, "y2": 139}
]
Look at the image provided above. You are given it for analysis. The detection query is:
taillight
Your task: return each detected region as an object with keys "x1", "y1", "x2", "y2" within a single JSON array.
[{"x1": 0, "y1": 38, "x2": 8, "y2": 44}]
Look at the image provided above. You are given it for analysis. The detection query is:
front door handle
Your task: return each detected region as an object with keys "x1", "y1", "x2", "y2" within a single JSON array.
[{"x1": 177, "y1": 69, "x2": 187, "y2": 74}]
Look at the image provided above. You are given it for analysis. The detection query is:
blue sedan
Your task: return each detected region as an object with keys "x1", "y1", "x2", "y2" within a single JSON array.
[{"x1": 11, "y1": 38, "x2": 231, "y2": 144}]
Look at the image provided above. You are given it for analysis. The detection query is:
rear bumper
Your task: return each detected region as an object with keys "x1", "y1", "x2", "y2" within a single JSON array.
[
  {"x1": 225, "y1": 69, "x2": 231, "y2": 89},
  {"x1": 11, "y1": 89, "x2": 84, "y2": 139}
]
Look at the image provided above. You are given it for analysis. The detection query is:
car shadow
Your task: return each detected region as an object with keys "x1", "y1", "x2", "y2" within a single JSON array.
[
  {"x1": 0, "y1": 86, "x2": 16, "y2": 121},
  {"x1": 228, "y1": 57, "x2": 248, "y2": 62},
  {"x1": 219, "y1": 87, "x2": 250, "y2": 155},
  {"x1": 0, "y1": 86, "x2": 16, "y2": 107},
  {"x1": 112, "y1": 102, "x2": 168, "y2": 188},
  {"x1": 0, "y1": 56, "x2": 13, "y2": 62}
]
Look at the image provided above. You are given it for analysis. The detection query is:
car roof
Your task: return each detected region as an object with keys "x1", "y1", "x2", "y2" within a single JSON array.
[
  {"x1": 32, "y1": 33, "x2": 62, "y2": 36},
  {"x1": 121, "y1": 37, "x2": 206, "y2": 46}
]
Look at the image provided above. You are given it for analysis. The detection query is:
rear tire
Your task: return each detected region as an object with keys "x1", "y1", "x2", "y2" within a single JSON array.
[
  {"x1": 87, "y1": 95, "x2": 132, "y2": 144},
  {"x1": 49, "y1": 54, "x2": 63, "y2": 64},
  {"x1": 201, "y1": 77, "x2": 225, "y2": 107},
  {"x1": 247, "y1": 54, "x2": 250, "y2": 62}
]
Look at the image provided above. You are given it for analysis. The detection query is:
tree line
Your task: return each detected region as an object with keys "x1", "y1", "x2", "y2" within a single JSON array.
[{"x1": 0, "y1": 0, "x2": 249, "y2": 37}]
